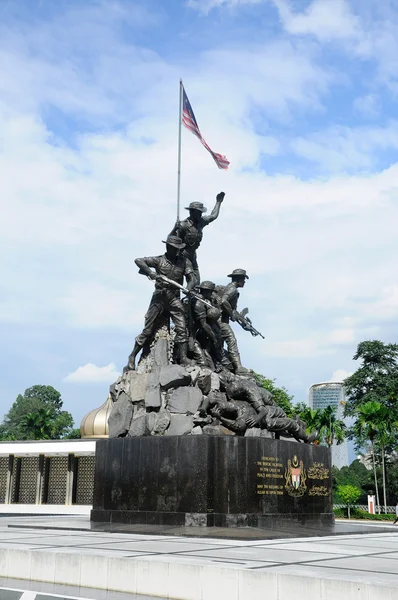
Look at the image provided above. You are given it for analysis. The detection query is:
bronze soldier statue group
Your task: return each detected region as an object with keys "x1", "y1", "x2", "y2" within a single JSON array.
[
  {"x1": 124, "y1": 191, "x2": 316, "y2": 443},
  {"x1": 125, "y1": 191, "x2": 258, "y2": 375}
]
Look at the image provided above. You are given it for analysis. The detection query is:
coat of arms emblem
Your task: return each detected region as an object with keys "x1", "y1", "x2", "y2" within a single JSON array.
[{"x1": 285, "y1": 455, "x2": 307, "y2": 497}]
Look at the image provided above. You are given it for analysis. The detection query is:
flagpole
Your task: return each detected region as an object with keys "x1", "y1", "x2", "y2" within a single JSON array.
[{"x1": 176, "y1": 79, "x2": 183, "y2": 228}]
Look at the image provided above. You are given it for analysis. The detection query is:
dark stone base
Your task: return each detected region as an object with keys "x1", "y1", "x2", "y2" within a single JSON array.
[
  {"x1": 91, "y1": 509, "x2": 334, "y2": 529},
  {"x1": 91, "y1": 436, "x2": 333, "y2": 530}
]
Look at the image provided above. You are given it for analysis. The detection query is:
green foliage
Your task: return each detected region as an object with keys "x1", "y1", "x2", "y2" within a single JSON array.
[
  {"x1": 291, "y1": 404, "x2": 346, "y2": 444},
  {"x1": 344, "y1": 340, "x2": 398, "y2": 513},
  {"x1": 63, "y1": 428, "x2": 81, "y2": 439},
  {"x1": 384, "y1": 454, "x2": 398, "y2": 505},
  {"x1": 255, "y1": 375, "x2": 295, "y2": 417},
  {"x1": 350, "y1": 401, "x2": 389, "y2": 448},
  {"x1": 291, "y1": 401, "x2": 308, "y2": 416},
  {"x1": 332, "y1": 460, "x2": 373, "y2": 503},
  {"x1": 334, "y1": 507, "x2": 395, "y2": 521},
  {"x1": 254, "y1": 375, "x2": 346, "y2": 444},
  {"x1": 344, "y1": 340, "x2": 398, "y2": 419},
  {"x1": 338, "y1": 484, "x2": 362, "y2": 506},
  {"x1": 352, "y1": 509, "x2": 395, "y2": 521},
  {"x1": 0, "y1": 385, "x2": 75, "y2": 440},
  {"x1": 318, "y1": 405, "x2": 346, "y2": 447},
  {"x1": 295, "y1": 407, "x2": 321, "y2": 433}
]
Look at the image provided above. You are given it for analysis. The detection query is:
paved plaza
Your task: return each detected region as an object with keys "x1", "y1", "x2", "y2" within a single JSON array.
[{"x1": 0, "y1": 516, "x2": 397, "y2": 599}]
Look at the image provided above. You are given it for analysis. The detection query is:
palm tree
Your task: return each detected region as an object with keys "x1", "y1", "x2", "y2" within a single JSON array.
[
  {"x1": 352, "y1": 401, "x2": 384, "y2": 514},
  {"x1": 298, "y1": 407, "x2": 322, "y2": 440},
  {"x1": 375, "y1": 412, "x2": 398, "y2": 513},
  {"x1": 319, "y1": 405, "x2": 346, "y2": 448}
]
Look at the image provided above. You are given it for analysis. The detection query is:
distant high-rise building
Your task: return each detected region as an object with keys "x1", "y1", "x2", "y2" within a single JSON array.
[{"x1": 309, "y1": 382, "x2": 349, "y2": 469}]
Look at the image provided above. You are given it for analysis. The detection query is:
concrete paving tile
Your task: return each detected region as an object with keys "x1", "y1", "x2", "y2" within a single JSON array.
[
  {"x1": 40, "y1": 547, "x2": 138, "y2": 557},
  {"x1": 78, "y1": 540, "x2": 229, "y2": 554},
  {"x1": 15, "y1": 536, "x2": 109, "y2": 547},
  {"x1": 138, "y1": 552, "x2": 273, "y2": 568},
  {"x1": 0, "y1": 589, "x2": 23, "y2": 600},
  {"x1": 256, "y1": 541, "x2": 368, "y2": 556},
  {"x1": 374, "y1": 552, "x2": 398, "y2": 559},
  {"x1": 305, "y1": 555, "x2": 398, "y2": 576},
  {"x1": 0, "y1": 542, "x2": 54, "y2": 551},
  {"x1": 316, "y1": 537, "x2": 398, "y2": 550},
  {"x1": 171, "y1": 537, "x2": 251, "y2": 547},
  {"x1": 179, "y1": 545, "x2": 341, "y2": 564},
  {"x1": 258, "y1": 563, "x2": 398, "y2": 585}
]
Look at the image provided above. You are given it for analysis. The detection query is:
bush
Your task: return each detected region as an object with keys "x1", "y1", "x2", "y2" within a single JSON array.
[{"x1": 334, "y1": 507, "x2": 395, "y2": 521}]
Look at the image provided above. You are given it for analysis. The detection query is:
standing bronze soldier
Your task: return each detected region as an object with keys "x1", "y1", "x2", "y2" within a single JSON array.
[
  {"x1": 192, "y1": 280, "x2": 223, "y2": 371},
  {"x1": 170, "y1": 191, "x2": 225, "y2": 285},
  {"x1": 217, "y1": 268, "x2": 252, "y2": 375},
  {"x1": 125, "y1": 235, "x2": 195, "y2": 370}
]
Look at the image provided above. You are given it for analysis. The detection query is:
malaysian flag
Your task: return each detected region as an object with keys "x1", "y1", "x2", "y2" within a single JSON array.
[{"x1": 182, "y1": 86, "x2": 230, "y2": 170}]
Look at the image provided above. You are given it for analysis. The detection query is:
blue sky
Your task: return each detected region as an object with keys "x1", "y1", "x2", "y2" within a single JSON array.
[{"x1": 1, "y1": 0, "x2": 398, "y2": 432}]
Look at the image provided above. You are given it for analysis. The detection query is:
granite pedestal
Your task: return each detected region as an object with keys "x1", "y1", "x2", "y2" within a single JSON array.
[{"x1": 91, "y1": 436, "x2": 333, "y2": 529}]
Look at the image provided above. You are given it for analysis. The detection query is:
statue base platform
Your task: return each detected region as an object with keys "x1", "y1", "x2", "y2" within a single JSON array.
[{"x1": 91, "y1": 436, "x2": 333, "y2": 529}]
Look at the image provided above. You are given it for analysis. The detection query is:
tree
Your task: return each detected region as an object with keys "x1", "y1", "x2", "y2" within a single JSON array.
[
  {"x1": 319, "y1": 405, "x2": 346, "y2": 448},
  {"x1": 345, "y1": 341, "x2": 398, "y2": 513},
  {"x1": 344, "y1": 341, "x2": 398, "y2": 417},
  {"x1": 337, "y1": 484, "x2": 361, "y2": 519},
  {"x1": 0, "y1": 385, "x2": 75, "y2": 440},
  {"x1": 296, "y1": 407, "x2": 322, "y2": 437},
  {"x1": 255, "y1": 375, "x2": 295, "y2": 417},
  {"x1": 333, "y1": 460, "x2": 373, "y2": 504},
  {"x1": 63, "y1": 428, "x2": 81, "y2": 439},
  {"x1": 291, "y1": 401, "x2": 309, "y2": 416},
  {"x1": 350, "y1": 402, "x2": 383, "y2": 513}
]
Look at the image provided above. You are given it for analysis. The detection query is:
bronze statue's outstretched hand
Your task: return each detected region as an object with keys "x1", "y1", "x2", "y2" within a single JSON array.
[
  {"x1": 245, "y1": 415, "x2": 259, "y2": 427},
  {"x1": 216, "y1": 192, "x2": 225, "y2": 202}
]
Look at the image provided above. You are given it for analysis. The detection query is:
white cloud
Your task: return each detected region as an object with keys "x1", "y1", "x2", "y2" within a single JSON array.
[
  {"x1": 186, "y1": 0, "x2": 261, "y2": 15},
  {"x1": 330, "y1": 369, "x2": 353, "y2": 382},
  {"x1": 353, "y1": 94, "x2": 381, "y2": 119},
  {"x1": 64, "y1": 362, "x2": 120, "y2": 383},
  {"x1": 328, "y1": 329, "x2": 355, "y2": 344},
  {"x1": 361, "y1": 286, "x2": 398, "y2": 321},
  {"x1": 265, "y1": 337, "x2": 333, "y2": 358},
  {"x1": 2, "y1": 0, "x2": 398, "y2": 418},
  {"x1": 291, "y1": 121, "x2": 398, "y2": 171},
  {"x1": 273, "y1": 0, "x2": 363, "y2": 43},
  {"x1": 188, "y1": 0, "x2": 363, "y2": 45}
]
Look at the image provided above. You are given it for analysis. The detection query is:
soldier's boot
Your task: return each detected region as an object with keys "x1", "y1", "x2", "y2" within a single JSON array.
[
  {"x1": 177, "y1": 342, "x2": 192, "y2": 367},
  {"x1": 124, "y1": 341, "x2": 143, "y2": 372},
  {"x1": 231, "y1": 355, "x2": 253, "y2": 376}
]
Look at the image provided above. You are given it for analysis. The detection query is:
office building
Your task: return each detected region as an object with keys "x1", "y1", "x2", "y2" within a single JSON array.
[{"x1": 309, "y1": 382, "x2": 349, "y2": 469}]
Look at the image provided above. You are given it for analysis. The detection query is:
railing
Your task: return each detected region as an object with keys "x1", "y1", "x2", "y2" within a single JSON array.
[{"x1": 334, "y1": 504, "x2": 395, "y2": 513}]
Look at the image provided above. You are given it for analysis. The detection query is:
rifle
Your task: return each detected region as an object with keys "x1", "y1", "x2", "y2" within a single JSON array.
[
  {"x1": 234, "y1": 308, "x2": 265, "y2": 339},
  {"x1": 156, "y1": 275, "x2": 214, "y2": 310}
]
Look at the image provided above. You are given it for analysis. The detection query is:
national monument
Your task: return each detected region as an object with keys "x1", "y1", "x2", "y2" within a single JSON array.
[{"x1": 91, "y1": 188, "x2": 333, "y2": 530}]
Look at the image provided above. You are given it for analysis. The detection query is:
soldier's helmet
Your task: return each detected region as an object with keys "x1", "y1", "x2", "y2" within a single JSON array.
[
  {"x1": 199, "y1": 280, "x2": 215, "y2": 290},
  {"x1": 207, "y1": 307, "x2": 221, "y2": 321},
  {"x1": 227, "y1": 268, "x2": 249, "y2": 279},
  {"x1": 162, "y1": 235, "x2": 186, "y2": 249},
  {"x1": 185, "y1": 202, "x2": 207, "y2": 213}
]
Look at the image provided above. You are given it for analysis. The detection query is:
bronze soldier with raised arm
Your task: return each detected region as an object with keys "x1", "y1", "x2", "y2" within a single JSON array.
[{"x1": 170, "y1": 191, "x2": 225, "y2": 286}]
